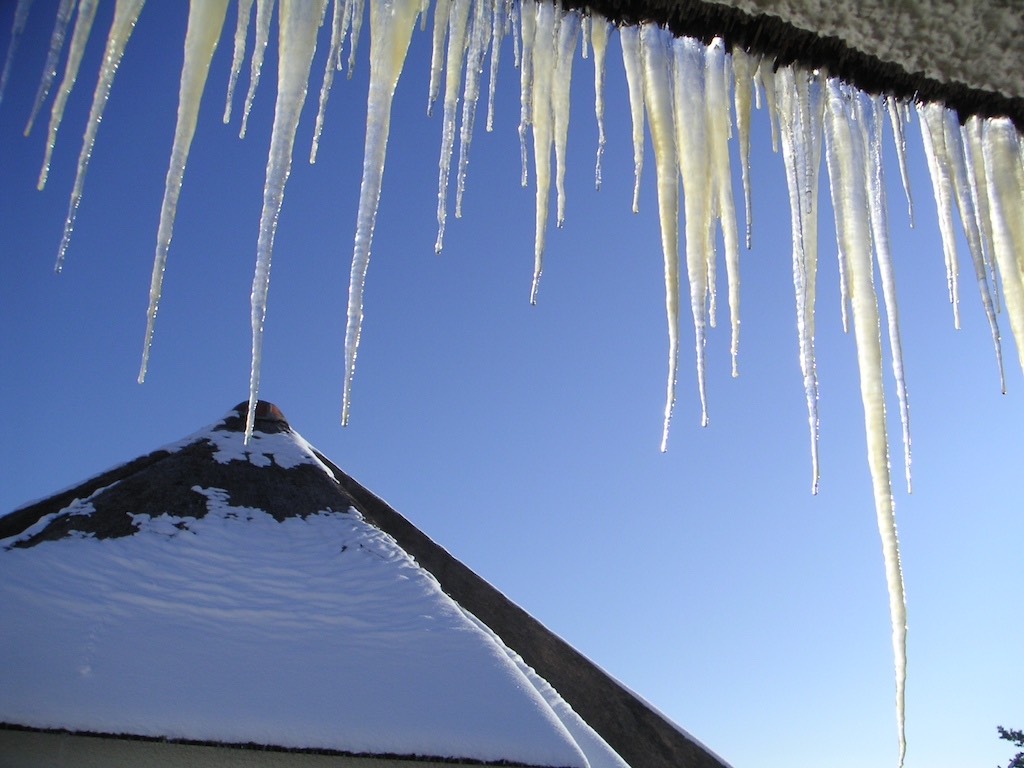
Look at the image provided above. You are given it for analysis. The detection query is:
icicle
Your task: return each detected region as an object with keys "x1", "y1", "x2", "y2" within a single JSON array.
[
  {"x1": 755, "y1": 57, "x2": 779, "y2": 153},
  {"x1": 962, "y1": 117, "x2": 1003, "y2": 316},
  {"x1": 54, "y1": 0, "x2": 147, "y2": 273},
  {"x1": 885, "y1": 95, "x2": 914, "y2": 226},
  {"x1": 454, "y1": 0, "x2": 493, "y2": 218},
  {"x1": 527, "y1": 0, "x2": 555, "y2": 304},
  {"x1": 731, "y1": 46, "x2": 754, "y2": 250},
  {"x1": 517, "y1": 0, "x2": 536, "y2": 188},
  {"x1": 433, "y1": 0, "x2": 472, "y2": 253},
  {"x1": 426, "y1": 0, "x2": 450, "y2": 113},
  {"x1": 239, "y1": 0, "x2": 274, "y2": 138},
  {"x1": 638, "y1": 23, "x2": 679, "y2": 450},
  {"x1": 552, "y1": 9, "x2": 578, "y2": 227},
  {"x1": 139, "y1": 0, "x2": 230, "y2": 384},
  {"x1": 23, "y1": 0, "x2": 74, "y2": 136},
  {"x1": 945, "y1": 115, "x2": 1007, "y2": 393},
  {"x1": 345, "y1": 0, "x2": 365, "y2": 77},
  {"x1": 705, "y1": 38, "x2": 741, "y2": 377},
  {"x1": 246, "y1": 0, "x2": 328, "y2": 441},
  {"x1": 579, "y1": 11, "x2": 589, "y2": 59},
  {"x1": 865, "y1": 96, "x2": 913, "y2": 494},
  {"x1": 509, "y1": 0, "x2": 519, "y2": 69},
  {"x1": 222, "y1": 0, "x2": 255, "y2": 123},
  {"x1": 702, "y1": 44, "x2": 719, "y2": 329},
  {"x1": 310, "y1": 0, "x2": 347, "y2": 162},
  {"x1": 0, "y1": 0, "x2": 33, "y2": 110},
  {"x1": 672, "y1": 36, "x2": 711, "y2": 429},
  {"x1": 816, "y1": 75, "x2": 852, "y2": 335},
  {"x1": 342, "y1": 0, "x2": 422, "y2": 426},
  {"x1": 620, "y1": 24, "x2": 645, "y2": 213},
  {"x1": 777, "y1": 64, "x2": 823, "y2": 492},
  {"x1": 484, "y1": 0, "x2": 504, "y2": 132},
  {"x1": 339, "y1": 0, "x2": 353, "y2": 67},
  {"x1": 981, "y1": 118, "x2": 1024, "y2": 380},
  {"x1": 823, "y1": 79, "x2": 907, "y2": 768},
  {"x1": 590, "y1": 13, "x2": 609, "y2": 190},
  {"x1": 37, "y1": 0, "x2": 99, "y2": 190},
  {"x1": 917, "y1": 102, "x2": 962, "y2": 328}
]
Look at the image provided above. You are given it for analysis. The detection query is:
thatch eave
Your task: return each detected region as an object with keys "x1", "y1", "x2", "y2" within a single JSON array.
[{"x1": 555, "y1": 0, "x2": 1024, "y2": 130}]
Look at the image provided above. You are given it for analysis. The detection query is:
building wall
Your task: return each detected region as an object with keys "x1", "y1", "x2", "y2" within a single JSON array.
[{"x1": 0, "y1": 730, "x2": 491, "y2": 768}]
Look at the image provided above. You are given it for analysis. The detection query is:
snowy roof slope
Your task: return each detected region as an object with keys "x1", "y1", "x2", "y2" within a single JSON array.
[
  {"x1": 0, "y1": 402, "x2": 728, "y2": 768},
  {"x1": 0, "y1": 405, "x2": 619, "y2": 767}
]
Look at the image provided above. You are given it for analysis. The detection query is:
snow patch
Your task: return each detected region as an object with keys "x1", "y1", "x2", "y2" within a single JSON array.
[{"x1": 0, "y1": 501, "x2": 592, "y2": 766}]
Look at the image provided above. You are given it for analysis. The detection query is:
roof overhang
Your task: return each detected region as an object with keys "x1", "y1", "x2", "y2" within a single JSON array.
[{"x1": 562, "y1": 0, "x2": 1024, "y2": 128}]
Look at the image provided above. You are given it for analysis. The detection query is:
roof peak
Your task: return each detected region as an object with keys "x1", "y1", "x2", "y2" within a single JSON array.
[{"x1": 223, "y1": 401, "x2": 289, "y2": 433}]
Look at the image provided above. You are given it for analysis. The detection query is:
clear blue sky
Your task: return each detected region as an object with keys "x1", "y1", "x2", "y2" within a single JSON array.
[{"x1": 1, "y1": 4, "x2": 1021, "y2": 767}]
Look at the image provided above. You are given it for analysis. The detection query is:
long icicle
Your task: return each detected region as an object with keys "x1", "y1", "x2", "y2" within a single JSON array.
[
  {"x1": 139, "y1": 0, "x2": 230, "y2": 384},
  {"x1": 672, "y1": 36, "x2": 711, "y2": 430},
  {"x1": 484, "y1": 0, "x2": 505, "y2": 132},
  {"x1": 777, "y1": 64, "x2": 823, "y2": 493},
  {"x1": 981, "y1": 118, "x2": 1024, "y2": 379},
  {"x1": 755, "y1": 57, "x2": 779, "y2": 153},
  {"x1": 454, "y1": 0, "x2": 493, "y2": 219},
  {"x1": 0, "y1": 0, "x2": 33, "y2": 110},
  {"x1": 37, "y1": 0, "x2": 99, "y2": 190},
  {"x1": 917, "y1": 102, "x2": 962, "y2": 328},
  {"x1": 23, "y1": 0, "x2": 75, "y2": 136},
  {"x1": 310, "y1": 0, "x2": 347, "y2": 163},
  {"x1": 816, "y1": 73, "x2": 851, "y2": 334},
  {"x1": 885, "y1": 95, "x2": 914, "y2": 226},
  {"x1": 620, "y1": 24, "x2": 644, "y2": 213},
  {"x1": 551, "y1": 9, "x2": 578, "y2": 227},
  {"x1": 433, "y1": 0, "x2": 472, "y2": 253},
  {"x1": 962, "y1": 117, "x2": 1003, "y2": 319},
  {"x1": 528, "y1": 0, "x2": 555, "y2": 304},
  {"x1": 239, "y1": 0, "x2": 274, "y2": 138},
  {"x1": 705, "y1": 37, "x2": 740, "y2": 377},
  {"x1": 222, "y1": 0, "x2": 255, "y2": 123},
  {"x1": 342, "y1": 0, "x2": 422, "y2": 425},
  {"x1": 426, "y1": 0, "x2": 451, "y2": 114},
  {"x1": 247, "y1": 0, "x2": 328, "y2": 441},
  {"x1": 945, "y1": 113, "x2": 1007, "y2": 393},
  {"x1": 517, "y1": 0, "x2": 536, "y2": 188},
  {"x1": 731, "y1": 46, "x2": 754, "y2": 250},
  {"x1": 962, "y1": 117, "x2": 1003, "y2": 317},
  {"x1": 345, "y1": 0, "x2": 365, "y2": 77},
  {"x1": 638, "y1": 23, "x2": 679, "y2": 450},
  {"x1": 824, "y1": 80, "x2": 907, "y2": 768},
  {"x1": 590, "y1": 12, "x2": 609, "y2": 190},
  {"x1": 55, "y1": 0, "x2": 147, "y2": 273},
  {"x1": 865, "y1": 96, "x2": 912, "y2": 494}
]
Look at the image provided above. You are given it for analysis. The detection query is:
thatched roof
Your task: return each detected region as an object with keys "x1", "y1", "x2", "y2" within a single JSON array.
[
  {"x1": 1, "y1": 401, "x2": 727, "y2": 768},
  {"x1": 563, "y1": 0, "x2": 1024, "y2": 128}
]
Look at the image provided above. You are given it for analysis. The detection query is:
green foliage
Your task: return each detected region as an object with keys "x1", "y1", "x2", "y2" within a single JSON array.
[{"x1": 998, "y1": 726, "x2": 1024, "y2": 768}]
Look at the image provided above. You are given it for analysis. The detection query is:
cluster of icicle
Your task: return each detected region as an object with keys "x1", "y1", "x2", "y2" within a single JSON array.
[{"x1": 5, "y1": 0, "x2": 1024, "y2": 764}]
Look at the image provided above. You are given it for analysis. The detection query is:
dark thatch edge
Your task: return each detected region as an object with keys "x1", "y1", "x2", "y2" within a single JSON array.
[
  {"x1": 312, "y1": 448, "x2": 730, "y2": 768},
  {"x1": 1, "y1": 404, "x2": 353, "y2": 548},
  {"x1": 0, "y1": 723, "x2": 567, "y2": 767},
  {"x1": 555, "y1": 0, "x2": 1024, "y2": 131},
  {"x1": 0, "y1": 447, "x2": 174, "y2": 543}
]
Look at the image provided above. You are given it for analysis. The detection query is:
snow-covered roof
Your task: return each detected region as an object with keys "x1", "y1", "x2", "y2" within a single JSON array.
[{"x1": 0, "y1": 403, "x2": 726, "y2": 768}]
